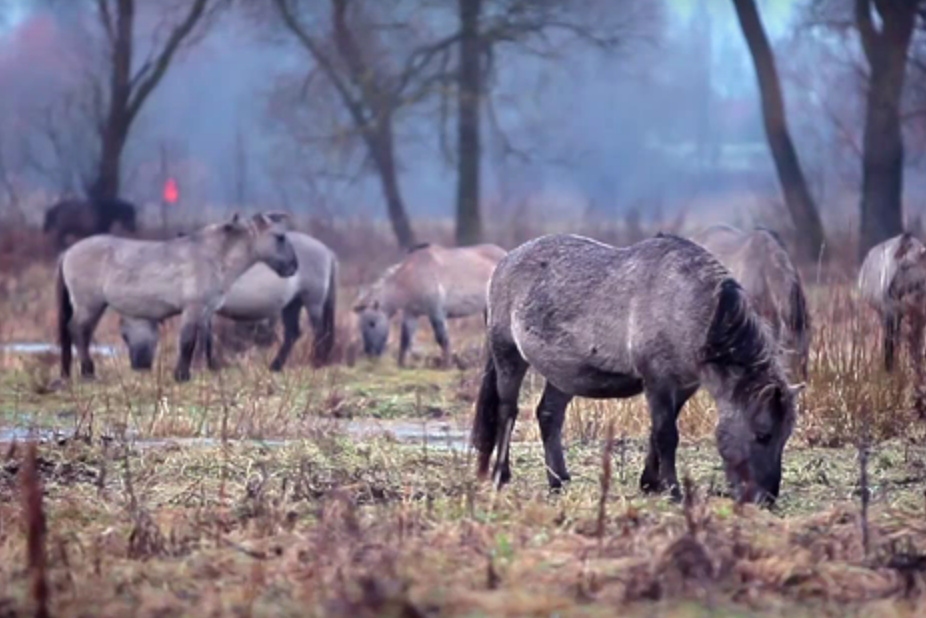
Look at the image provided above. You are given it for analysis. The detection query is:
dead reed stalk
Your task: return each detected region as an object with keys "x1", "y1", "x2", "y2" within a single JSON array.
[
  {"x1": 596, "y1": 419, "x2": 615, "y2": 541},
  {"x1": 21, "y1": 441, "x2": 49, "y2": 618}
]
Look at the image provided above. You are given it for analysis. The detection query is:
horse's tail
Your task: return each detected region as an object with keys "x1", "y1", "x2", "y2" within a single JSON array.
[
  {"x1": 787, "y1": 275, "x2": 810, "y2": 380},
  {"x1": 472, "y1": 347, "x2": 500, "y2": 480},
  {"x1": 57, "y1": 260, "x2": 73, "y2": 378},
  {"x1": 313, "y1": 257, "x2": 338, "y2": 367}
]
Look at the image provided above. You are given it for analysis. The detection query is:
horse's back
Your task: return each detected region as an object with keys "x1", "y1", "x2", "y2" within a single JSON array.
[
  {"x1": 394, "y1": 244, "x2": 500, "y2": 317},
  {"x1": 489, "y1": 234, "x2": 726, "y2": 388}
]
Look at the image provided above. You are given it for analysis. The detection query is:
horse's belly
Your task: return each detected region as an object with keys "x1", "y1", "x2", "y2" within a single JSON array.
[
  {"x1": 108, "y1": 293, "x2": 179, "y2": 320},
  {"x1": 220, "y1": 274, "x2": 294, "y2": 319},
  {"x1": 525, "y1": 353, "x2": 644, "y2": 400},
  {"x1": 567, "y1": 365, "x2": 645, "y2": 399}
]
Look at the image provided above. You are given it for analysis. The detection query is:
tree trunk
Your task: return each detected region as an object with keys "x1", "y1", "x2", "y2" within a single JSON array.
[
  {"x1": 370, "y1": 123, "x2": 416, "y2": 249},
  {"x1": 455, "y1": 0, "x2": 483, "y2": 246},
  {"x1": 732, "y1": 0, "x2": 827, "y2": 265},
  {"x1": 90, "y1": 0, "x2": 134, "y2": 201},
  {"x1": 856, "y1": 1, "x2": 916, "y2": 262},
  {"x1": 91, "y1": 125, "x2": 128, "y2": 200}
]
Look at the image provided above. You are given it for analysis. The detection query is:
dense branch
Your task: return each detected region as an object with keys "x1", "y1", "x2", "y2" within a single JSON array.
[{"x1": 125, "y1": 0, "x2": 211, "y2": 124}]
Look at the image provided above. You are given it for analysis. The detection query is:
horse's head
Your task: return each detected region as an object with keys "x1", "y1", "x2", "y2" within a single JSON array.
[
  {"x1": 222, "y1": 212, "x2": 298, "y2": 278},
  {"x1": 120, "y1": 316, "x2": 159, "y2": 371},
  {"x1": 353, "y1": 287, "x2": 390, "y2": 357},
  {"x1": 716, "y1": 381, "x2": 803, "y2": 506}
]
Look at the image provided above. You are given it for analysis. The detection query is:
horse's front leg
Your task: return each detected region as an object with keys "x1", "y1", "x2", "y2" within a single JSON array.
[
  {"x1": 640, "y1": 385, "x2": 695, "y2": 502},
  {"x1": 174, "y1": 306, "x2": 206, "y2": 383},
  {"x1": 398, "y1": 314, "x2": 418, "y2": 368},
  {"x1": 271, "y1": 298, "x2": 303, "y2": 372},
  {"x1": 428, "y1": 310, "x2": 451, "y2": 368}
]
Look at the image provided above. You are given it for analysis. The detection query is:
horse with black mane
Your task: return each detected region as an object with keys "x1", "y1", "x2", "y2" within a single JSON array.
[
  {"x1": 43, "y1": 196, "x2": 138, "y2": 252},
  {"x1": 472, "y1": 232, "x2": 804, "y2": 505}
]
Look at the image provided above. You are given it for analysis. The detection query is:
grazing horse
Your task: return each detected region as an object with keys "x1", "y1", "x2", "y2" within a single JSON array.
[
  {"x1": 353, "y1": 242, "x2": 506, "y2": 367},
  {"x1": 57, "y1": 212, "x2": 298, "y2": 383},
  {"x1": 119, "y1": 228, "x2": 339, "y2": 372},
  {"x1": 43, "y1": 197, "x2": 138, "y2": 252},
  {"x1": 858, "y1": 233, "x2": 926, "y2": 416},
  {"x1": 692, "y1": 224, "x2": 811, "y2": 381},
  {"x1": 472, "y1": 233, "x2": 803, "y2": 505}
]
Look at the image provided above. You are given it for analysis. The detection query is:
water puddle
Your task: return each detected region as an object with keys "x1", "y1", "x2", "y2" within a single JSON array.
[
  {"x1": 0, "y1": 341, "x2": 119, "y2": 357},
  {"x1": 0, "y1": 419, "x2": 469, "y2": 452}
]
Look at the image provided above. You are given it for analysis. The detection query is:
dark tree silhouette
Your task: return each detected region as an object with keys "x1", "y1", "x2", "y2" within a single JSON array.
[
  {"x1": 272, "y1": 0, "x2": 464, "y2": 249},
  {"x1": 454, "y1": 0, "x2": 483, "y2": 246},
  {"x1": 85, "y1": 0, "x2": 222, "y2": 200},
  {"x1": 855, "y1": 0, "x2": 918, "y2": 262},
  {"x1": 732, "y1": 0, "x2": 827, "y2": 265}
]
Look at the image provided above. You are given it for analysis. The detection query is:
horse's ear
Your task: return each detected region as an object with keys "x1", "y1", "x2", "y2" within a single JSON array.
[
  {"x1": 223, "y1": 212, "x2": 243, "y2": 232},
  {"x1": 251, "y1": 212, "x2": 275, "y2": 233},
  {"x1": 788, "y1": 383, "x2": 806, "y2": 398},
  {"x1": 352, "y1": 302, "x2": 366, "y2": 313},
  {"x1": 895, "y1": 233, "x2": 914, "y2": 260},
  {"x1": 264, "y1": 211, "x2": 294, "y2": 230}
]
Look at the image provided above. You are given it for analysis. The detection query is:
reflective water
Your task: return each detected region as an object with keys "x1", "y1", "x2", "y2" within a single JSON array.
[{"x1": 0, "y1": 418, "x2": 469, "y2": 452}]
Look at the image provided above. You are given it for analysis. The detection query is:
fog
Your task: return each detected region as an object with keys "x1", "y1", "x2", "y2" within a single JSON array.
[{"x1": 1, "y1": 0, "x2": 918, "y2": 229}]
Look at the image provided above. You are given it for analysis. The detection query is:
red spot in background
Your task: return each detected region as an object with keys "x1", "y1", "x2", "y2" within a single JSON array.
[{"x1": 163, "y1": 177, "x2": 179, "y2": 204}]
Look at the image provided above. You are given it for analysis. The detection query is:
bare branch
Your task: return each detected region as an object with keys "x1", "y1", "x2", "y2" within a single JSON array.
[{"x1": 126, "y1": 0, "x2": 211, "y2": 124}]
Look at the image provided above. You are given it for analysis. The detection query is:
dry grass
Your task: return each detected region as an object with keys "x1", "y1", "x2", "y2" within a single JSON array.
[{"x1": 1, "y1": 218, "x2": 926, "y2": 616}]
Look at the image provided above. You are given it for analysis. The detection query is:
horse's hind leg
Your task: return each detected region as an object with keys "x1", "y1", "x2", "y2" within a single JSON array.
[
  {"x1": 270, "y1": 298, "x2": 303, "y2": 372},
  {"x1": 536, "y1": 381, "x2": 573, "y2": 490},
  {"x1": 71, "y1": 303, "x2": 106, "y2": 379},
  {"x1": 428, "y1": 310, "x2": 452, "y2": 368},
  {"x1": 640, "y1": 384, "x2": 697, "y2": 501},
  {"x1": 174, "y1": 307, "x2": 207, "y2": 383},
  {"x1": 491, "y1": 343, "x2": 529, "y2": 488}
]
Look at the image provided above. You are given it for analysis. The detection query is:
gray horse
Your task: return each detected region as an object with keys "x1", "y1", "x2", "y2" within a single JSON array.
[
  {"x1": 354, "y1": 242, "x2": 506, "y2": 367},
  {"x1": 119, "y1": 230, "x2": 339, "y2": 372},
  {"x1": 692, "y1": 224, "x2": 811, "y2": 381},
  {"x1": 858, "y1": 233, "x2": 926, "y2": 418},
  {"x1": 472, "y1": 233, "x2": 803, "y2": 505},
  {"x1": 57, "y1": 212, "x2": 298, "y2": 383}
]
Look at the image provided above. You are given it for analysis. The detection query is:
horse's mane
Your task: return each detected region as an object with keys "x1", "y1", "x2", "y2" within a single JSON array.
[
  {"x1": 701, "y1": 278, "x2": 782, "y2": 402},
  {"x1": 753, "y1": 226, "x2": 786, "y2": 251}
]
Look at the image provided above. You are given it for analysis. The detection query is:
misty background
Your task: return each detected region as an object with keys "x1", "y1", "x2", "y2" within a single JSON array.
[{"x1": 0, "y1": 0, "x2": 922, "y2": 233}]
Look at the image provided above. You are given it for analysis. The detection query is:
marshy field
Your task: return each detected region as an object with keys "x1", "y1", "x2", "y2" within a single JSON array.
[{"x1": 1, "y1": 223, "x2": 926, "y2": 617}]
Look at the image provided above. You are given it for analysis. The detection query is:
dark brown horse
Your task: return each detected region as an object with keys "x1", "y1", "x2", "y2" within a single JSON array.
[{"x1": 43, "y1": 197, "x2": 138, "y2": 252}]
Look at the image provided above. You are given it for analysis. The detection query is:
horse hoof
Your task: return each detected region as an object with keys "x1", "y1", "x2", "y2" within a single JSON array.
[
  {"x1": 173, "y1": 370, "x2": 191, "y2": 383},
  {"x1": 269, "y1": 362, "x2": 283, "y2": 373}
]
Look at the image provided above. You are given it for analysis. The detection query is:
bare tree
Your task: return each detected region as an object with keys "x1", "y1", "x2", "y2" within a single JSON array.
[
  {"x1": 454, "y1": 0, "x2": 482, "y2": 246},
  {"x1": 855, "y1": 0, "x2": 919, "y2": 261},
  {"x1": 450, "y1": 0, "x2": 660, "y2": 245},
  {"x1": 66, "y1": 0, "x2": 225, "y2": 200},
  {"x1": 271, "y1": 0, "x2": 460, "y2": 248},
  {"x1": 732, "y1": 0, "x2": 827, "y2": 264}
]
